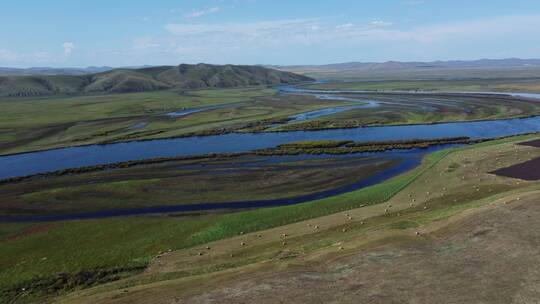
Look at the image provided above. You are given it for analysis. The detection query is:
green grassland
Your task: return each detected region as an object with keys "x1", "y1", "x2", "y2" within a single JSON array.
[
  {"x1": 274, "y1": 92, "x2": 540, "y2": 131},
  {"x1": 0, "y1": 154, "x2": 394, "y2": 216},
  {"x1": 0, "y1": 151, "x2": 439, "y2": 302},
  {"x1": 304, "y1": 78, "x2": 540, "y2": 93},
  {"x1": 59, "y1": 133, "x2": 540, "y2": 303},
  {"x1": 291, "y1": 66, "x2": 540, "y2": 81},
  {"x1": 4, "y1": 77, "x2": 540, "y2": 155},
  {"x1": 256, "y1": 137, "x2": 473, "y2": 155},
  {"x1": 0, "y1": 87, "x2": 353, "y2": 155},
  {"x1": 2, "y1": 134, "x2": 540, "y2": 302},
  {"x1": 0, "y1": 63, "x2": 313, "y2": 155}
]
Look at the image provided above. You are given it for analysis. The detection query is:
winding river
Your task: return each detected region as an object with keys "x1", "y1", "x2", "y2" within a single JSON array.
[
  {"x1": 3, "y1": 114, "x2": 540, "y2": 180},
  {"x1": 279, "y1": 84, "x2": 540, "y2": 100},
  {"x1": 2, "y1": 86, "x2": 540, "y2": 221},
  {"x1": 0, "y1": 147, "x2": 444, "y2": 222},
  {"x1": 285, "y1": 94, "x2": 380, "y2": 122}
]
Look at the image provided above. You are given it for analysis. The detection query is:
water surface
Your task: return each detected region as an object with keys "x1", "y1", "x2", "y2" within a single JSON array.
[
  {"x1": 0, "y1": 146, "x2": 444, "y2": 222},
  {"x1": 3, "y1": 86, "x2": 540, "y2": 221},
  {"x1": 2, "y1": 114, "x2": 540, "y2": 180},
  {"x1": 287, "y1": 94, "x2": 379, "y2": 122}
]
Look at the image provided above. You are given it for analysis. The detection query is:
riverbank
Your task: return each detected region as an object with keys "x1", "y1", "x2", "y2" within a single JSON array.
[
  {"x1": 0, "y1": 137, "x2": 471, "y2": 185},
  {"x1": 0, "y1": 140, "x2": 451, "y2": 301},
  {"x1": 300, "y1": 78, "x2": 540, "y2": 94},
  {"x1": 255, "y1": 137, "x2": 474, "y2": 155},
  {"x1": 3, "y1": 113, "x2": 540, "y2": 180},
  {"x1": 0, "y1": 87, "x2": 352, "y2": 156},
  {"x1": 0, "y1": 151, "x2": 405, "y2": 219},
  {"x1": 3, "y1": 83, "x2": 540, "y2": 156},
  {"x1": 3, "y1": 132, "x2": 539, "y2": 303}
]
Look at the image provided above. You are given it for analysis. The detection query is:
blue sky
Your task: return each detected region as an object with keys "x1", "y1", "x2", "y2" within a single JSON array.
[{"x1": 1, "y1": 0, "x2": 540, "y2": 67}]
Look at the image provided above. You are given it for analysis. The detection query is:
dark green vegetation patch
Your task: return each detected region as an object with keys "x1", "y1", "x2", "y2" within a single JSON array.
[{"x1": 256, "y1": 137, "x2": 474, "y2": 155}]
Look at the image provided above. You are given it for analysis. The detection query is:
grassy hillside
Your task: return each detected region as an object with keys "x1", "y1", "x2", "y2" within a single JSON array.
[{"x1": 0, "y1": 64, "x2": 313, "y2": 97}]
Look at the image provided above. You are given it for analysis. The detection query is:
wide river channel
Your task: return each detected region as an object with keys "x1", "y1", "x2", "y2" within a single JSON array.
[{"x1": 1, "y1": 86, "x2": 540, "y2": 221}]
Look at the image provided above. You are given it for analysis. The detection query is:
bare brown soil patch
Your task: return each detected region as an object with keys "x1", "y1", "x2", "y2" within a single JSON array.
[
  {"x1": 492, "y1": 156, "x2": 540, "y2": 180},
  {"x1": 519, "y1": 138, "x2": 540, "y2": 148},
  {"x1": 6, "y1": 223, "x2": 55, "y2": 241}
]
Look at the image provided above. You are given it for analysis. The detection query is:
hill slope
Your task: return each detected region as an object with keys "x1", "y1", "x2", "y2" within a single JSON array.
[{"x1": 0, "y1": 64, "x2": 313, "y2": 97}]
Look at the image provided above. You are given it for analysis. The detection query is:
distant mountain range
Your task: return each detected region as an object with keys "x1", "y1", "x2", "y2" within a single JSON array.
[
  {"x1": 0, "y1": 66, "x2": 116, "y2": 76},
  {"x1": 267, "y1": 58, "x2": 540, "y2": 80},
  {"x1": 270, "y1": 58, "x2": 540, "y2": 72},
  {"x1": 3, "y1": 59, "x2": 540, "y2": 97},
  {"x1": 0, "y1": 64, "x2": 312, "y2": 97}
]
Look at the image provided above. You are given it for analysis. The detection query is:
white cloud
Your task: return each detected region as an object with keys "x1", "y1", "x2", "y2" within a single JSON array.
[
  {"x1": 126, "y1": 14, "x2": 540, "y2": 64},
  {"x1": 185, "y1": 6, "x2": 221, "y2": 18},
  {"x1": 62, "y1": 42, "x2": 75, "y2": 55},
  {"x1": 165, "y1": 18, "x2": 322, "y2": 45},
  {"x1": 0, "y1": 48, "x2": 59, "y2": 65},
  {"x1": 408, "y1": 15, "x2": 540, "y2": 43},
  {"x1": 336, "y1": 23, "x2": 353, "y2": 29},
  {"x1": 370, "y1": 20, "x2": 393, "y2": 27},
  {"x1": 0, "y1": 49, "x2": 18, "y2": 62},
  {"x1": 132, "y1": 39, "x2": 161, "y2": 50},
  {"x1": 165, "y1": 14, "x2": 540, "y2": 48}
]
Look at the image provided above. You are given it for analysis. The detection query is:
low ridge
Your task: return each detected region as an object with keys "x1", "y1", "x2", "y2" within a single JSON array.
[{"x1": 0, "y1": 63, "x2": 313, "y2": 97}]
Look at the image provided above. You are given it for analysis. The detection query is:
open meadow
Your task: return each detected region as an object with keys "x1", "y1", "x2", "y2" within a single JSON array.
[
  {"x1": 3, "y1": 73, "x2": 540, "y2": 303},
  {"x1": 6, "y1": 2, "x2": 540, "y2": 303},
  {"x1": 54, "y1": 134, "x2": 540, "y2": 303},
  {"x1": 4, "y1": 44, "x2": 540, "y2": 304},
  {"x1": 2, "y1": 133, "x2": 540, "y2": 302},
  {"x1": 0, "y1": 87, "x2": 355, "y2": 155},
  {"x1": 0, "y1": 154, "x2": 396, "y2": 216},
  {"x1": 303, "y1": 78, "x2": 540, "y2": 93},
  {"x1": 4, "y1": 77, "x2": 540, "y2": 156}
]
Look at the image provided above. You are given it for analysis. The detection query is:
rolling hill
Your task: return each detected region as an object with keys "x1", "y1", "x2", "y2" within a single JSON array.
[{"x1": 0, "y1": 64, "x2": 313, "y2": 97}]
